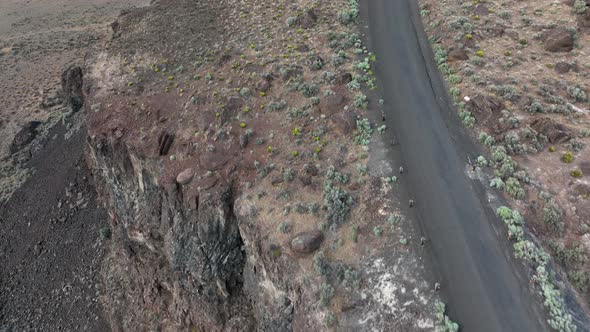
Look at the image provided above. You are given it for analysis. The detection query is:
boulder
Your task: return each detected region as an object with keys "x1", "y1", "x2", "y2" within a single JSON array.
[
  {"x1": 578, "y1": 10, "x2": 590, "y2": 31},
  {"x1": 299, "y1": 9, "x2": 317, "y2": 29},
  {"x1": 10, "y1": 121, "x2": 42, "y2": 154},
  {"x1": 330, "y1": 111, "x2": 357, "y2": 135},
  {"x1": 321, "y1": 93, "x2": 346, "y2": 115},
  {"x1": 258, "y1": 79, "x2": 271, "y2": 92},
  {"x1": 61, "y1": 65, "x2": 84, "y2": 112},
  {"x1": 473, "y1": 4, "x2": 489, "y2": 16},
  {"x1": 290, "y1": 230, "x2": 324, "y2": 254},
  {"x1": 336, "y1": 72, "x2": 353, "y2": 85},
  {"x1": 200, "y1": 152, "x2": 229, "y2": 171},
  {"x1": 176, "y1": 168, "x2": 195, "y2": 185},
  {"x1": 543, "y1": 28, "x2": 574, "y2": 52},
  {"x1": 448, "y1": 47, "x2": 469, "y2": 61},
  {"x1": 530, "y1": 117, "x2": 572, "y2": 143},
  {"x1": 465, "y1": 94, "x2": 504, "y2": 127},
  {"x1": 554, "y1": 61, "x2": 571, "y2": 74}
]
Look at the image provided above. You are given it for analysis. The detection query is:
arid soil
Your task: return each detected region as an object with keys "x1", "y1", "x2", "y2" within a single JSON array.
[
  {"x1": 0, "y1": 0, "x2": 148, "y2": 202},
  {"x1": 0, "y1": 0, "x2": 146, "y2": 330},
  {"x1": 419, "y1": 0, "x2": 590, "y2": 314}
]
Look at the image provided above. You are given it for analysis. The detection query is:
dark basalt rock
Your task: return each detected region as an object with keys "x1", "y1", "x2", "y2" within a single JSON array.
[{"x1": 61, "y1": 65, "x2": 84, "y2": 113}]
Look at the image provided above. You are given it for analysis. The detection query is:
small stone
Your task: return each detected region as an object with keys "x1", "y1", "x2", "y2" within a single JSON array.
[
  {"x1": 176, "y1": 168, "x2": 195, "y2": 185},
  {"x1": 290, "y1": 230, "x2": 324, "y2": 254},
  {"x1": 115, "y1": 129, "x2": 124, "y2": 139}
]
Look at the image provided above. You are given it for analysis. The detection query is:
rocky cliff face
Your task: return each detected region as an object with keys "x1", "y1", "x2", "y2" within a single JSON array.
[
  {"x1": 86, "y1": 113, "x2": 327, "y2": 331},
  {"x1": 84, "y1": 77, "x2": 316, "y2": 331}
]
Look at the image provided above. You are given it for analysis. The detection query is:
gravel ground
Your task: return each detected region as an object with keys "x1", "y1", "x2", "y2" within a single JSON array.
[{"x1": 0, "y1": 117, "x2": 111, "y2": 331}]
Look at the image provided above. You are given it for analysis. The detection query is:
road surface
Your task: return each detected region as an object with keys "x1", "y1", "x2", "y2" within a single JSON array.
[{"x1": 361, "y1": 1, "x2": 550, "y2": 331}]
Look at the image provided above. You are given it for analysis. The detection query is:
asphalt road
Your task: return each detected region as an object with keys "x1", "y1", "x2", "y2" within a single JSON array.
[{"x1": 361, "y1": 1, "x2": 550, "y2": 331}]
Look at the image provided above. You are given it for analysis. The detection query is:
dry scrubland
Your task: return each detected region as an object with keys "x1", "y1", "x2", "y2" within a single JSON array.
[
  {"x1": 420, "y1": 0, "x2": 590, "y2": 329},
  {"x1": 83, "y1": 0, "x2": 455, "y2": 330}
]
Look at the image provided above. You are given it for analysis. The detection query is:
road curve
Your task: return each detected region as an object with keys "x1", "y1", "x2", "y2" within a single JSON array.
[{"x1": 361, "y1": 1, "x2": 549, "y2": 331}]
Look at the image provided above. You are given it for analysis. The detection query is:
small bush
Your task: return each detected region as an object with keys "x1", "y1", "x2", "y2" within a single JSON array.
[
  {"x1": 323, "y1": 179, "x2": 354, "y2": 226},
  {"x1": 543, "y1": 200, "x2": 564, "y2": 232},
  {"x1": 338, "y1": 0, "x2": 360, "y2": 25},
  {"x1": 434, "y1": 300, "x2": 460, "y2": 332},
  {"x1": 490, "y1": 177, "x2": 505, "y2": 190},
  {"x1": 99, "y1": 227, "x2": 112, "y2": 240},
  {"x1": 562, "y1": 151, "x2": 574, "y2": 163},
  {"x1": 373, "y1": 226, "x2": 382, "y2": 236},
  {"x1": 353, "y1": 93, "x2": 369, "y2": 108},
  {"x1": 575, "y1": 0, "x2": 588, "y2": 14},
  {"x1": 349, "y1": 225, "x2": 359, "y2": 243},
  {"x1": 320, "y1": 283, "x2": 335, "y2": 306},
  {"x1": 570, "y1": 169, "x2": 584, "y2": 178},
  {"x1": 477, "y1": 156, "x2": 488, "y2": 167},
  {"x1": 479, "y1": 132, "x2": 496, "y2": 146},
  {"x1": 459, "y1": 110, "x2": 475, "y2": 127},
  {"x1": 492, "y1": 85, "x2": 519, "y2": 101},
  {"x1": 283, "y1": 168, "x2": 295, "y2": 181},
  {"x1": 314, "y1": 251, "x2": 330, "y2": 276},
  {"x1": 527, "y1": 101, "x2": 545, "y2": 113},
  {"x1": 354, "y1": 118, "x2": 373, "y2": 145},
  {"x1": 567, "y1": 85, "x2": 587, "y2": 102},
  {"x1": 324, "y1": 311, "x2": 336, "y2": 327},
  {"x1": 505, "y1": 177, "x2": 525, "y2": 199}
]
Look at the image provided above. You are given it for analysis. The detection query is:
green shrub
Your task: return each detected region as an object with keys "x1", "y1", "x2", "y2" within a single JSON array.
[
  {"x1": 373, "y1": 226, "x2": 382, "y2": 236},
  {"x1": 278, "y1": 221, "x2": 291, "y2": 233},
  {"x1": 99, "y1": 227, "x2": 112, "y2": 240},
  {"x1": 570, "y1": 270, "x2": 589, "y2": 292},
  {"x1": 319, "y1": 283, "x2": 335, "y2": 306},
  {"x1": 338, "y1": 0, "x2": 360, "y2": 25},
  {"x1": 543, "y1": 200, "x2": 564, "y2": 232},
  {"x1": 490, "y1": 177, "x2": 505, "y2": 190},
  {"x1": 492, "y1": 85, "x2": 519, "y2": 101},
  {"x1": 448, "y1": 74, "x2": 462, "y2": 84},
  {"x1": 496, "y1": 206, "x2": 576, "y2": 331},
  {"x1": 575, "y1": 0, "x2": 588, "y2": 14},
  {"x1": 477, "y1": 156, "x2": 488, "y2": 167},
  {"x1": 434, "y1": 300, "x2": 459, "y2": 332},
  {"x1": 505, "y1": 177, "x2": 525, "y2": 199},
  {"x1": 323, "y1": 179, "x2": 354, "y2": 226},
  {"x1": 562, "y1": 151, "x2": 574, "y2": 163},
  {"x1": 349, "y1": 225, "x2": 359, "y2": 243},
  {"x1": 567, "y1": 85, "x2": 587, "y2": 102},
  {"x1": 459, "y1": 110, "x2": 475, "y2": 127},
  {"x1": 353, "y1": 93, "x2": 368, "y2": 108},
  {"x1": 283, "y1": 168, "x2": 295, "y2": 182},
  {"x1": 354, "y1": 118, "x2": 373, "y2": 145},
  {"x1": 324, "y1": 311, "x2": 336, "y2": 327},
  {"x1": 479, "y1": 132, "x2": 496, "y2": 146},
  {"x1": 314, "y1": 251, "x2": 330, "y2": 276}
]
